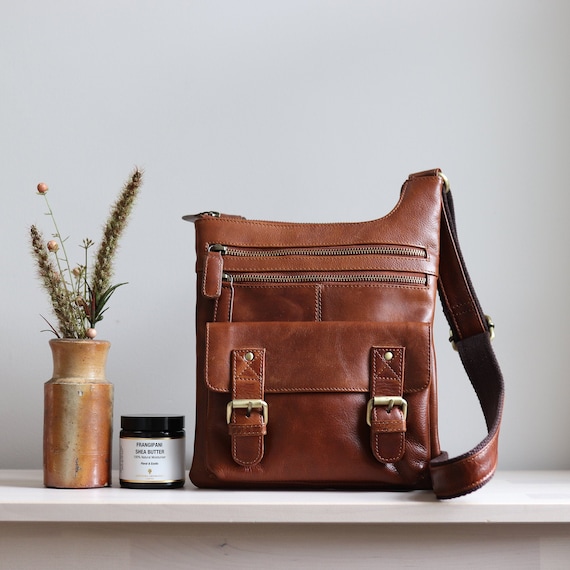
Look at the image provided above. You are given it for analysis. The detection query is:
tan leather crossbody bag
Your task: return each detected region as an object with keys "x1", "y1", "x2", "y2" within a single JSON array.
[{"x1": 184, "y1": 169, "x2": 504, "y2": 499}]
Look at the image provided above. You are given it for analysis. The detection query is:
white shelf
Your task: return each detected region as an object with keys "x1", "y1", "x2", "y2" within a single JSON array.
[
  {"x1": 3, "y1": 470, "x2": 570, "y2": 569},
  {"x1": 2, "y1": 469, "x2": 570, "y2": 524}
]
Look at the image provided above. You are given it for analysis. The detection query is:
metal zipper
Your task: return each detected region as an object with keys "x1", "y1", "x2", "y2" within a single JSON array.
[
  {"x1": 182, "y1": 211, "x2": 221, "y2": 223},
  {"x1": 202, "y1": 243, "x2": 427, "y2": 301},
  {"x1": 209, "y1": 243, "x2": 426, "y2": 258},
  {"x1": 183, "y1": 211, "x2": 246, "y2": 223},
  {"x1": 222, "y1": 272, "x2": 427, "y2": 286}
]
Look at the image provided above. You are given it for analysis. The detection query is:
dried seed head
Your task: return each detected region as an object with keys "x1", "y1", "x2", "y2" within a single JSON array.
[
  {"x1": 37, "y1": 182, "x2": 49, "y2": 194},
  {"x1": 47, "y1": 240, "x2": 59, "y2": 253}
]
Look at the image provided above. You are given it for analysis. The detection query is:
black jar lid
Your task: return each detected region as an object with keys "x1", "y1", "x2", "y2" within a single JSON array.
[{"x1": 121, "y1": 414, "x2": 185, "y2": 432}]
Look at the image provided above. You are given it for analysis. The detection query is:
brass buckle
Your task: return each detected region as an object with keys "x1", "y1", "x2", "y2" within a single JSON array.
[
  {"x1": 366, "y1": 396, "x2": 408, "y2": 426},
  {"x1": 226, "y1": 399, "x2": 268, "y2": 424},
  {"x1": 449, "y1": 315, "x2": 495, "y2": 351}
]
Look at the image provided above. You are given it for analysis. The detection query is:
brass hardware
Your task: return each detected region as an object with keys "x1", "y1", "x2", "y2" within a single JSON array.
[
  {"x1": 209, "y1": 243, "x2": 228, "y2": 253},
  {"x1": 449, "y1": 315, "x2": 495, "y2": 351},
  {"x1": 366, "y1": 396, "x2": 408, "y2": 426},
  {"x1": 244, "y1": 351, "x2": 255, "y2": 362},
  {"x1": 439, "y1": 172, "x2": 450, "y2": 193},
  {"x1": 448, "y1": 330, "x2": 454, "y2": 349},
  {"x1": 487, "y1": 315, "x2": 496, "y2": 341},
  {"x1": 227, "y1": 399, "x2": 268, "y2": 424},
  {"x1": 384, "y1": 351, "x2": 393, "y2": 361},
  {"x1": 182, "y1": 211, "x2": 220, "y2": 222}
]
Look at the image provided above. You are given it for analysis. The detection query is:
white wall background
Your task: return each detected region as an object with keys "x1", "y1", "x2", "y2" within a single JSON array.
[{"x1": 1, "y1": 0, "x2": 569, "y2": 473}]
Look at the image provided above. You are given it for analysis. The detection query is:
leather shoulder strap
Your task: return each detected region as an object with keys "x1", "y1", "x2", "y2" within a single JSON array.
[{"x1": 427, "y1": 173, "x2": 505, "y2": 499}]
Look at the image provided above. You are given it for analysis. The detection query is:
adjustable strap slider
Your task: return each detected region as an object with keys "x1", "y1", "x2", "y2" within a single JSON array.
[{"x1": 449, "y1": 314, "x2": 495, "y2": 351}]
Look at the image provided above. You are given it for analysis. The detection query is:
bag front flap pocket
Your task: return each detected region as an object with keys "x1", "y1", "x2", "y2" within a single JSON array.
[{"x1": 205, "y1": 321, "x2": 431, "y2": 395}]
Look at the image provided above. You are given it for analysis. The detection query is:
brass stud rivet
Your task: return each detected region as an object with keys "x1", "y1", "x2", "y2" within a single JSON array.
[
  {"x1": 384, "y1": 351, "x2": 394, "y2": 361},
  {"x1": 244, "y1": 352, "x2": 255, "y2": 362}
]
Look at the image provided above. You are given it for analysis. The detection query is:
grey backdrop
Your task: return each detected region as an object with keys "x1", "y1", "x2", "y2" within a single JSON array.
[{"x1": 2, "y1": 0, "x2": 569, "y2": 473}]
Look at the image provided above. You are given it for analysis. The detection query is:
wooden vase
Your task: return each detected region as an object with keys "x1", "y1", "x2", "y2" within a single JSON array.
[{"x1": 43, "y1": 339, "x2": 113, "y2": 488}]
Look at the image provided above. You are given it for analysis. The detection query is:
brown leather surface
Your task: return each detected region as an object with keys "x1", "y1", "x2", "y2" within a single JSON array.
[{"x1": 187, "y1": 169, "x2": 503, "y2": 498}]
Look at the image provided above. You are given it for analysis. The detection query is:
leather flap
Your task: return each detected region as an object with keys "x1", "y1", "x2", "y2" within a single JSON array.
[{"x1": 205, "y1": 321, "x2": 431, "y2": 394}]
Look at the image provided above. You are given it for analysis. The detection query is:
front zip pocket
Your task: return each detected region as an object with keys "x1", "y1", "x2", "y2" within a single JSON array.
[
  {"x1": 202, "y1": 243, "x2": 428, "y2": 300},
  {"x1": 222, "y1": 272, "x2": 426, "y2": 286}
]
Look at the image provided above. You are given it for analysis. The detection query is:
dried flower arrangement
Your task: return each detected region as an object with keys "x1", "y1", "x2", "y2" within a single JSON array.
[{"x1": 30, "y1": 168, "x2": 143, "y2": 339}]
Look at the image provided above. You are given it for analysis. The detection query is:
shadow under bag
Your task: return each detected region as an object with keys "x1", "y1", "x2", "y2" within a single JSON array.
[{"x1": 184, "y1": 169, "x2": 504, "y2": 499}]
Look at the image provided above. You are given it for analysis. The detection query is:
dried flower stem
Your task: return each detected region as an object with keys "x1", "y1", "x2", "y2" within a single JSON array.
[
  {"x1": 30, "y1": 168, "x2": 142, "y2": 338},
  {"x1": 41, "y1": 193, "x2": 77, "y2": 293},
  {"x1": 30, "y1": 225, "x2": 84, "y2": 338},
  {"x1": 92, "y1": 168, "x2": 142, "y2": 295}
]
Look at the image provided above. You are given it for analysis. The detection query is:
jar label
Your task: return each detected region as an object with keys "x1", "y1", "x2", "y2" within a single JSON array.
[{"x1": 120, "y1": 438, "x2": 185, "y2": 482}]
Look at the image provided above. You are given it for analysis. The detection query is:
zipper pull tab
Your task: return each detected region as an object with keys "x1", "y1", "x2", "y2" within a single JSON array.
[
  {"x1": 183, "y1": 212, "x2": 246, "y2": 223},
  {"x1": 202, "y1": 244, "x2": 226, "y2": 299},
  {"x1": 182, "y1": 211, "x2": 221, "y2": 223}
]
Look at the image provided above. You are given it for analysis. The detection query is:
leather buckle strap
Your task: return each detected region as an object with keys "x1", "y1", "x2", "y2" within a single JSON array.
[
  {"x1": 228, "y1": 349, "x2": 267, "y2": 466},
  {"x1": 369, "y1": 347, "x2": 407, "y2": 463}
]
